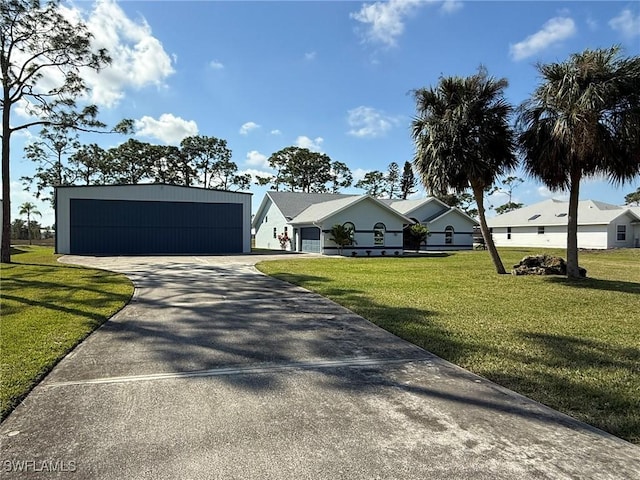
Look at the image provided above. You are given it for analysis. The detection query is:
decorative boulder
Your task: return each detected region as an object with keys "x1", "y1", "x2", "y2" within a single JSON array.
[{"x1": 512, "y1": 255, "x2": 587, "y2": 277}]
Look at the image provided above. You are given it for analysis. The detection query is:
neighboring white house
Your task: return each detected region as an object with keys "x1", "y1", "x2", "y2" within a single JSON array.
[
  {"x1": 252, "y1": 192, "x2": 410, "y2": 255},
  {"x1": 487, "y1": 199, "x2": 640, "y2": 249},
  {"x1": 252, "y1": 192, "x2": 479, "y2": 255},
  {"x1": 382, "y1": 197, "x2": 478, "y2": 250}
]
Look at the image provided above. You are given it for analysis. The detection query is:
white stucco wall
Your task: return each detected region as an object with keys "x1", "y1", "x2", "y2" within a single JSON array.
[
  {"x1": 321, "y1": 199, "x2": 406, "y2": 256},
  {"x1": 425, "y1": 211, "x2": 475, "y2": 250},
  {"x1": 605, "y1": 217, "x2": 636, "y2": 249},
  {"x1": 491, "y1": 224, "x2": 611, "y2": 249},
  {"x1": 56, "y1": 184, "x2": 252, "y2": 254},
  {"x1": 253, "y1": 199, "x2": 291, "y2": 251},
  {"x1": 633, "y1": 224, "x2": 640, "y2": 248}
]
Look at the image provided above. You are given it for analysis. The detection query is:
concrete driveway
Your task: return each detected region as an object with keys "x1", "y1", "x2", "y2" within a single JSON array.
[{"x1": 1, "y1": 254, "x2": 639, "y2": 479}]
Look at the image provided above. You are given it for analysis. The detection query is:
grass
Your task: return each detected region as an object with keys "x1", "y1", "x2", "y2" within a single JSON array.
[
  {"x1": 0, "y1": 246, "x2": 133, "y2": 420},
  {"x1": 256, "y1": 248, "x2": 640, "y2": 444}
]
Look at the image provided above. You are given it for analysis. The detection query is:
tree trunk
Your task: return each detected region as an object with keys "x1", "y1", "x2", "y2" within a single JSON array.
[
  {"x1": 472, "y1": 183, "x2": 506, "y2": 274},
  {"x1": 27, "y1": 213, "x2": 32, "y2": 245},
  {"x1": 1, "y1": 86, "x2": 12, "y2": 263},
  {"x1": 566, "y1": 170, "x2": 581, "y2": 279}
]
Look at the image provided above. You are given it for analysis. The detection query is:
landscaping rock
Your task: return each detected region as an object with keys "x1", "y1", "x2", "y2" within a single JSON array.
[{"x1": 512, "y1": 255, "x2": 587, "y2": 277}]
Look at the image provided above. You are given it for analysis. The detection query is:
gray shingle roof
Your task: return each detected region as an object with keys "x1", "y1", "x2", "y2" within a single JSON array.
[{"x1": 267, "y1": 192, "x2": 356, "y2": 220}]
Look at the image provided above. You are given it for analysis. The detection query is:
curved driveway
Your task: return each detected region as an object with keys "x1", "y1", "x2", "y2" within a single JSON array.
[{"x1": 1, "y1": 254, "x2": 639, "y2": 479}]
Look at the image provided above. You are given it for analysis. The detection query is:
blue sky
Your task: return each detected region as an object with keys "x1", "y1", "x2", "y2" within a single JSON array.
[{"x1": 9, "y1": 0, "x2": 640, "y2": 228}]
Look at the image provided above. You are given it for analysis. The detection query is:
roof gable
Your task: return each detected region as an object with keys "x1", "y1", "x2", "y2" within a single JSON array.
[
  {"x1": 289, "y1": 194, "x2": 413, "y2": 225},
  {"x1": 426, "y1": 207, "x2": 479, "y2": 225},
  {"x1": 266, "y1": 191, "x2": 356, "y2": 220},
  {"x1": 382, "y1": 197, "x2": 450, "y2": 216}
]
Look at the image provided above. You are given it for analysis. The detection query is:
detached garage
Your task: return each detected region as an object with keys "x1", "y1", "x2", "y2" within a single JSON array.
[{"x1": 56, "y1": 184, "x2": 252, "y2": 255}]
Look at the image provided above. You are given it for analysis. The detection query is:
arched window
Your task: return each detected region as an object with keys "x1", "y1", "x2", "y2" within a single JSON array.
[
  {"x1": 445, "y1": 225, "x2": 454, "y2": 244},
  {"x1": 343, "y1": 222, "x2": 356, "y2": 245},
  {"x1": 374, "y1": 222, "x2": 385, "y2": 246}
]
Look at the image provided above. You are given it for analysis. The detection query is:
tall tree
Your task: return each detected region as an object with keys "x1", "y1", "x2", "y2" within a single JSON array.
[
  {"x1": 400, "y1": 161, "x2": 417, "y2": 199},
  {"x1": 68, "y1": 143, "x2": 109, "y2": 185},
  {"x1": 624, "y1": 187, "x2": 640, "y2": 206},
  {"x1": 329, "y1": 161, "x2": 353, "y2": 193},
  {"x1": 489, "y1": 175, "x2": 524, "y2": 215},
  {"x1": 18, "y1": 201, "x2": 41, "y2": 245},
  {"x1": 1, "y1": 0, "x2": 113, "y2": 263},
  {"x1": 411, "y1": 67, "x2": 517, "y2": 274},
  {"x1": 210, "y1": 157, "x2": 240, "y2": 190},
  {"x1": 21, "y1": 125, "x2": 80, "y2": 204},
  {"x1": 11, "y1": 218, "x2": 26, "y2": 240},
  {"x1": 106, "y1": 139, "x2": 153, "y2": 184},
  {"x1": 148, "y1": 145, "x2": 183, "y2": 185},
  {"x1": 517, "y1": 47, "x2": 640, "y2": 278},
  {"x1": 180, "y1": 135, "x2": 232, "y2": 189},
  {"x1": 385, "y1": 162, "x2": 401, "y2": 199},
  {"x1": 355, "y1": 170, "x2": 386, "y2": 197},
  {"x1": 267, "y1": 146, "x2": 333, "y2": 193}
]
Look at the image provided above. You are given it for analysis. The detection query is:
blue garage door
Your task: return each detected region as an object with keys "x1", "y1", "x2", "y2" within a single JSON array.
[
  {"x1": 70, "y1": 199, "x2": 243, "y2": 254},
  {"x1": 300, "y1": 227, "x2": 320, "y2": 253}
]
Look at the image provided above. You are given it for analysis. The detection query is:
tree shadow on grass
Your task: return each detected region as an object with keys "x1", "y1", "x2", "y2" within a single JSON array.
[
  {"x1": 545, "y1": 276, "x2": 640, "y2": 294},
  {"x1": 476, "y1": 331, "x2": 640, "y2": 442}
]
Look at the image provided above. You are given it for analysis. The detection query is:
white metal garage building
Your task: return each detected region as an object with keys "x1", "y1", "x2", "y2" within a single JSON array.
[{"x1": 55, "y1": 184, "x2": 252, "y2": 255}]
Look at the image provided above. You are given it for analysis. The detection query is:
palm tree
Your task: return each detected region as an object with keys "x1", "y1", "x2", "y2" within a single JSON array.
[
  {"x1": 329, "y1": 224, "x2": 355, "y2": 256},
  {"x1": 411, "y1": 67, "x2": 517, "y2": 274},
  {"x1": 517, "y1": 47, "x2": 640, "y2": 278},
  {"x1": 19, "y1": 202, "x2": 41, "y2": 245}
]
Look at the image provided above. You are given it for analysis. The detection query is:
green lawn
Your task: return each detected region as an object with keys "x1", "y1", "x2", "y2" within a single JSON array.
[
  {"x1": 257, "y1": 248, "x2": 640, "y2": 444},
  {"x1": 0, "y1": 246, "x2": 133, "y2": 420}
]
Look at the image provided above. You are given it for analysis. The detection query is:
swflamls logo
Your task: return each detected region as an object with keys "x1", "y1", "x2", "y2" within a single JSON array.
[{"x1": 2, "y1": 459, "x2": 77, "y2": 472}]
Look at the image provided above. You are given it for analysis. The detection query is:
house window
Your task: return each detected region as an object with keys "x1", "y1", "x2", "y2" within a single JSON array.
[
  {"x1": 538, "y1": 226, "x2": 545, "y2": 235},
  {"x1": 343, "y1": 222, "x2": 356, "y2": 245},
  {"x1": 373, "y1": 222, "x2": 385, "y2": 246},
  {"x1": 284, "y1": 226, "x2": 288, "y2": 235},
  {"x1": 445, "y1": 226, "x2": 454, "y2": 245},
  {"x1": 507, "y1": 227, "x2": 512, "y2": 240},
  {"x1": 617, "y1": 225, "x2": 626, "y2": 241},
  {"x1": 273, "y1": 227, "x2": 277, "y2": 239},
  {"x1": 264, "y1": 215, "x2": 268, "y2": 223}
]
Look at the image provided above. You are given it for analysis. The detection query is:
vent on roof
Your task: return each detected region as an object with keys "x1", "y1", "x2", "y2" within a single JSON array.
[
  {"x1": 528, "y1": 214, "x2": 541, "y2": 221},
  {"x1": 556, "y1": 213, "x2": 567, "y2": 217}
]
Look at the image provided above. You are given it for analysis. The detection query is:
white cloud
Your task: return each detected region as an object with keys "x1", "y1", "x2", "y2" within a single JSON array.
[
  {"x1": 440, "y1": 0, "x2": 463, "y2": 15},
  {"x1": 609, "y1": 9, "x2": 640, "y2": 38},
  {"x1": 239, "y1": 121, "x2": 260, "y2": 135},
  {"x1": 69, "y1": 0, "x2": 175, "y2": 107},
  {"x1": 245, "y1": 150, "x2": 270, "y2": 169},
  {"x1": 304, "y1": 51, "x2": 317, "y2": 61},
  {"x1": 135, "y1": 113, "x2": 198, "y2": 144},
  {"x1": 347, "y1": 106, "x2": 399, "y2": 138},
  {"x1": 209, "y1": 60, "x2": 225, "y2": 70},
  {"x1": 509, "y1": 16, "x2": 577, "y2": 61},
  {"x1": 352, "y1": 168, "x2": 370, "y2": 182},
  {"x1": 295, "y1": 136, "x2": 324, "y2": 152},
  {"x1": 270, "y1": 129, "x2": 282, "y2": 135},
  {"x1": 350, "y1": 0, "x2": 424, "y2": 47},
  {"x1": 238, "y1": 168, "x2": 274, "y2": 185},
  {"x1": 537, "y1": 185, "x2": 569, "y2": 201}
]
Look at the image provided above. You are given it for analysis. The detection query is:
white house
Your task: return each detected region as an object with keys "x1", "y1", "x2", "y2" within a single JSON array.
[
  {"x1": 383, "y1": 197, "x2": 478, "y2": 250},
  {"x1": 252, "y1": 192, "x2": 410, "y2": 255},
  {"x1": 252, "y1": 192, "x2": 479, "y2": 255},
  {"x1": 487, "y1": 199, "x2": 640, "y2": 249}
]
